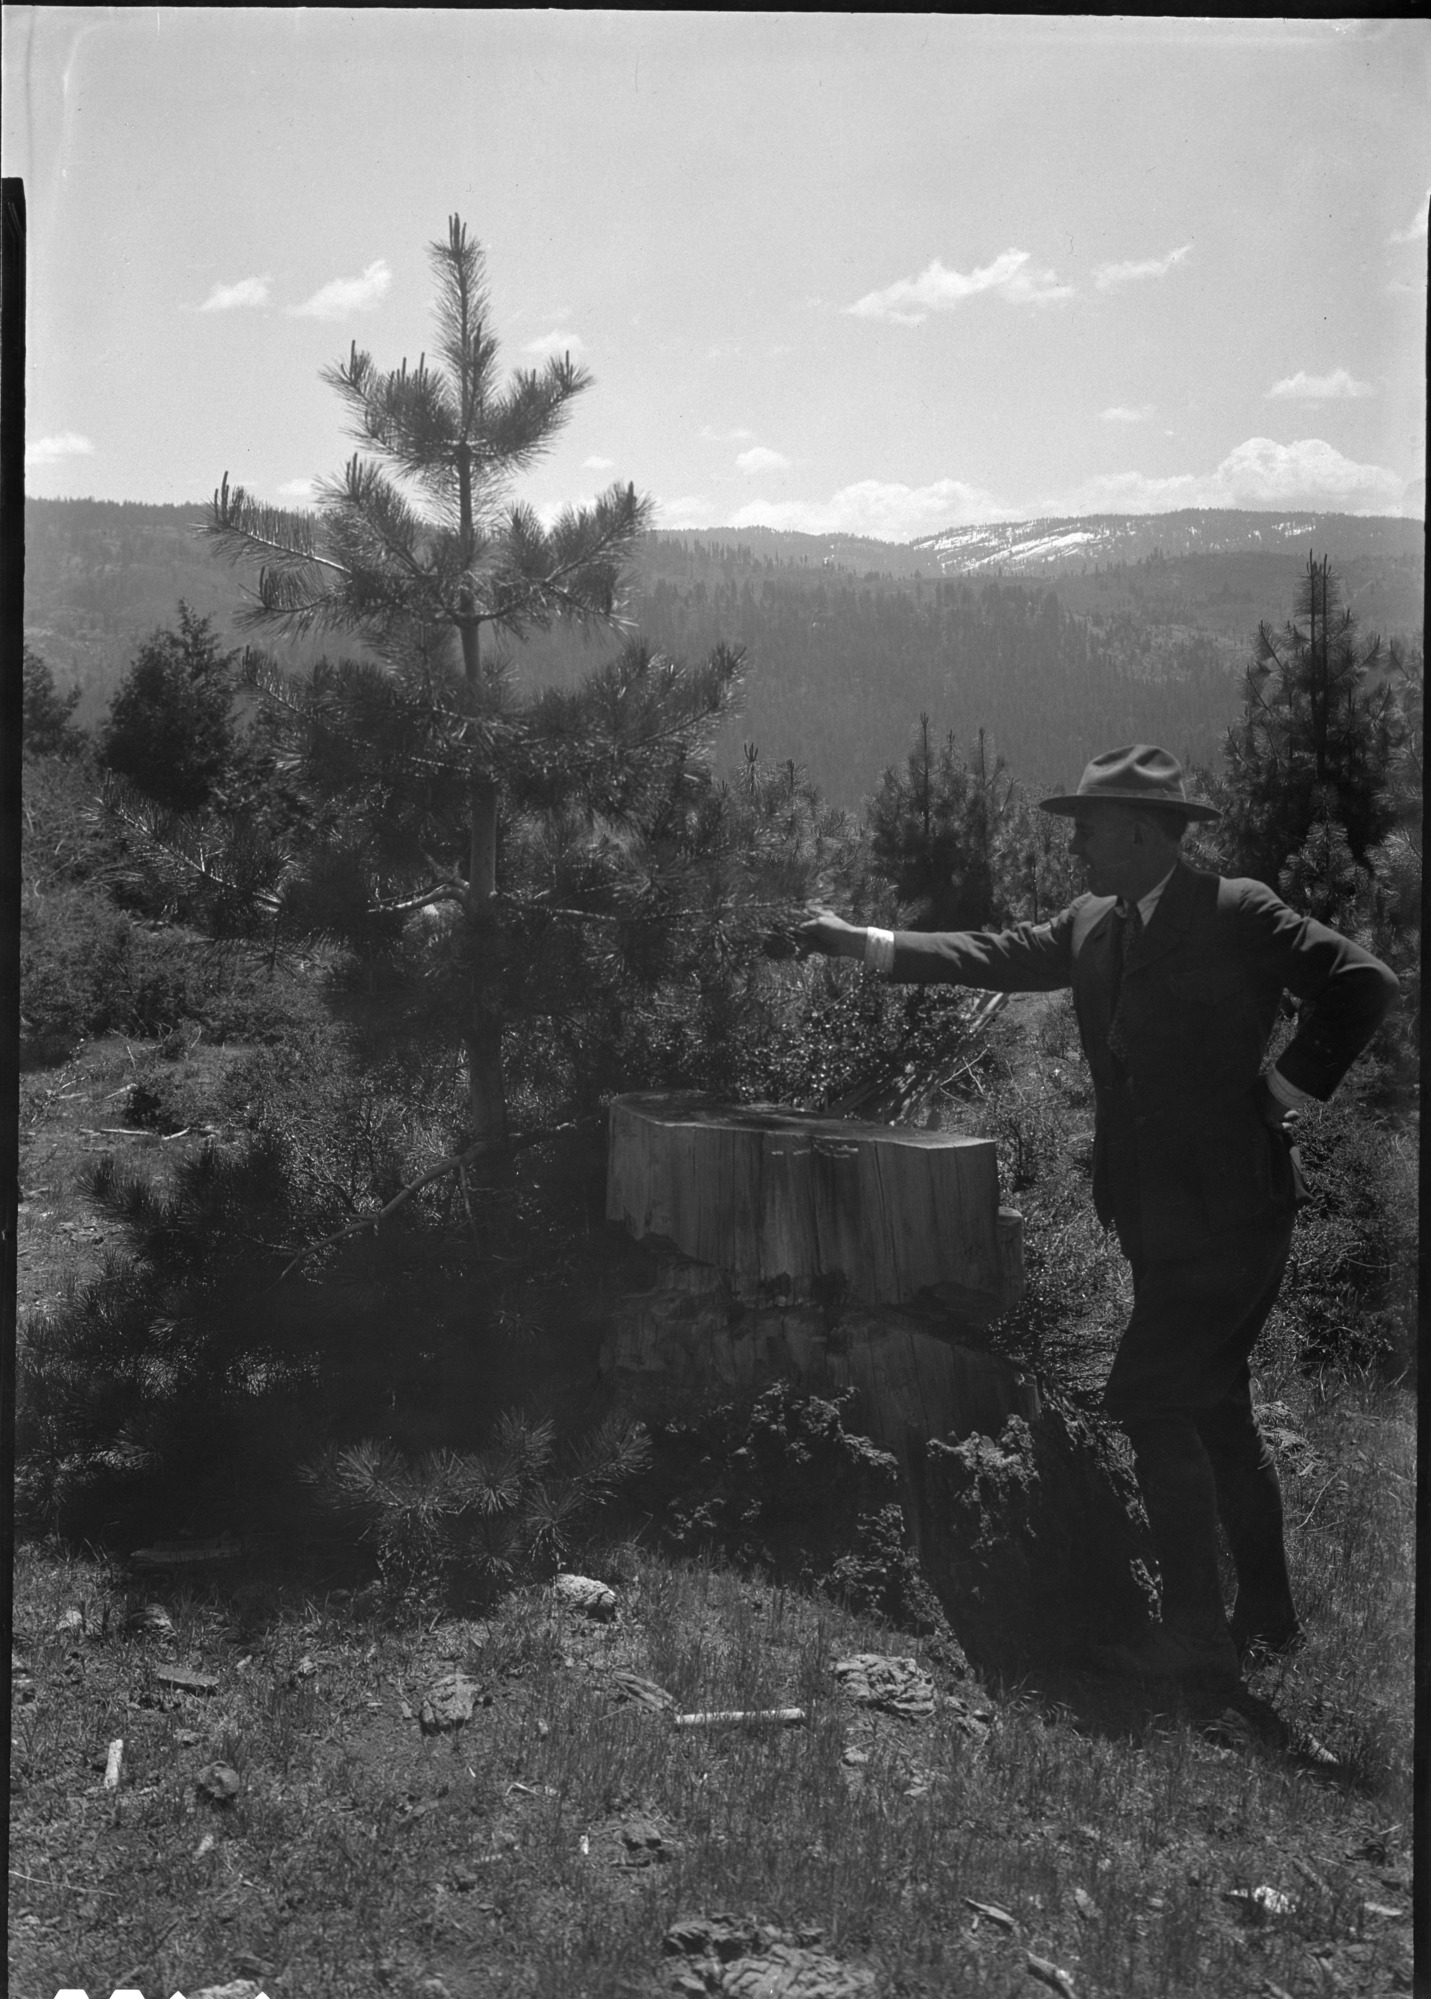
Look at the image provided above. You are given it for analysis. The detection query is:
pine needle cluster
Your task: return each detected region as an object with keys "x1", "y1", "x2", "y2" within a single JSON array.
[{"x1": 301, "y1": 1410, "x2": 652, "y2": 1613}]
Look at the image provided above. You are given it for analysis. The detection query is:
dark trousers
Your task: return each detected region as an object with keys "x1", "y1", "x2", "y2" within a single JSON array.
[{"x1": 1102, "y1": 1214, "x2": 1300, "y2": 1644}]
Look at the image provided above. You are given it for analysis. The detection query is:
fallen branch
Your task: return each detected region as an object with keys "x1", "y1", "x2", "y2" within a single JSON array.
[{"x1": 131, "y1": 1534, "x2": 242, "y2": 1568}]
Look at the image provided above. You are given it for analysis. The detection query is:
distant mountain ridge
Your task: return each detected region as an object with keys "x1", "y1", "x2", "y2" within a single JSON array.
[
  {"x1": 643, "y1": 509, "x2": 1421, "y2": 579},
  {"x1": 909, "y1": 508, "x2": 1424, "y2": 577},
  {"x1": 22, "y1": 497, "x2": 1424, "y2": 804}
]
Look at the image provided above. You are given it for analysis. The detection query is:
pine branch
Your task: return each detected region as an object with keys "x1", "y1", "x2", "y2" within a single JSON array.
[
  {"x1": 499, "y1": 487, "x2": 653, "y2": 613},
  {"x1": 99, "y1": 773, "x2": 284, "y2": 914},
  {"x1": 318, "y1": 456, "x2": 436, "y2": 585},
  {"x1": 322, "y1": 342, "x2": 464, "y2": 473},
  {"x1": 207, "y1": 475, "x2": 349, "y2": 580},
  {"x1": 483, "y1": 353, "x2": 594, "y2": 470},
  {"x1": 244, "y1": 649, "x2": 513, "y2": 776},
  {"x1": 270, "y1": 1116, "x2": 600, "y2": 1282},
  {"x1": 495, "y1": 889, "x2": 817, "y2": 926},
  {"x1": 371, "y1": 880, "x2": 469, "y2": 918}
]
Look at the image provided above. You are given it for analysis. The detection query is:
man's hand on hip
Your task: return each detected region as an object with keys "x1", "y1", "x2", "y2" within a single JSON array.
[{"x1": 1254, "y1": 1075, "x2": 1299, "y2": 1134}]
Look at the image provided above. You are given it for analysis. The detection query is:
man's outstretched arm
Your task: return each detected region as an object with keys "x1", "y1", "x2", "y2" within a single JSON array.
[{"x1": 796, "y1": 904, "x2": 1078, "y2": 991}]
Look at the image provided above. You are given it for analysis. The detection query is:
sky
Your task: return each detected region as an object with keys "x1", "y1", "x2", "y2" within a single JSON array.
[{"x1": 6, "y1": 10, "x2": 1428, "y2": 540}]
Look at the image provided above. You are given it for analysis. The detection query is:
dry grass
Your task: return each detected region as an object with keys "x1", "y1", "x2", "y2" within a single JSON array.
[
  {"x1": 10, "y1": 1381, "x2": 1413, "y2": 1999},
  {"x1": 11, "y1": 1016, "x2": 1415, "y2": 1999}
]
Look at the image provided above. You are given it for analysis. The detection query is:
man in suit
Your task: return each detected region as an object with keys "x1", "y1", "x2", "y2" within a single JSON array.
[{"x1": 798, "y1": 744, "x2": 1398, "y2": 1693}]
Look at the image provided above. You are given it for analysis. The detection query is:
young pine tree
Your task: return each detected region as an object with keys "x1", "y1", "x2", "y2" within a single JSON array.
[
  {"x1": 99, "y1": 604, "x2": 239, "y2": 812},
  {"x1": 1216, "y1": 552, "x2": 1412, "y2": 927},
  {"x1": 111, "y1": 217, "x2": 767, "y2": 1187},
  {"x1": 866, "y1": 718, "x2": 1012, "y2": 930},
  {"x1": 22, "y1": 645, "x2": 86, "y2": 759}
]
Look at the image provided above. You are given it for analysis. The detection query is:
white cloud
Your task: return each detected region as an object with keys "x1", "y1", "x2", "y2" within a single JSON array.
[
  {"x1": 533, "y1": 494, "x2": 606, "y2": 529},
  {"x1": 582, "y1": 455, "x2": 616, "y2": 471},
  {"x1": 1266, "y1": 367, "x2": 1374, "y2": 402},
  {"x1": 729, "y1": 477, "x2": 1019, "y2": 540},
  {"x1": 846, "y1": 249, "x2": 1073, "y2": 325},
  {"x1": 1047, "y1": 437, "x2": 1405, "y2": 517},
  {"x1": 1390, "y1": 193, "x2": 1429, "y2": 244},
  {"x1": 26, "y1": 431, "x2": 95, "y2": 467},
  {"x1": 1101, "y1": 405, "x2": 1155, "y2": 424},
  {"x1": 1093, "y1": 244, "x2": 1191, "y2": 291},
  {"x1": 523, "y1": 328, "x2": 587, "y2": 360},
  {"x1": 658, "y1": 440, "x2": 1411, "y2": 541},
  {"x1": 700, "y1": 425, "x2": 755, "y2": 443},
  {"x1": 735, "y1": 446, "x2": 792, "y2": 474},
  {"x1": 197, "y1": 274, "x2": 271, "y2": 312},
  {"x1": 277, "y1": 477, "x2": 317, "y2": 502},
  {"x1": 654, "y1": 494, "x2": 716, "y2": 530},
  {"x1": 287, "y1": 259, "x2": 392, "y2": 320}
]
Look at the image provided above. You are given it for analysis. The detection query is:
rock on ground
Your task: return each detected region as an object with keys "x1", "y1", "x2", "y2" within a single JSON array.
[
  {"x1": 664, "y1": 1915, "x2": 876, "y2": 1997},
  {"x1": 832, "y1": 1652, "x2": 936, "y2": 1718}
]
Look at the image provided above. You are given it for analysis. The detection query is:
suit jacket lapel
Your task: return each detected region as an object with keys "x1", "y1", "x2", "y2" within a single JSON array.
[
  {"x1": 1127, "y1": 859, "x2": 1196, "y2": 972},
  {"x1": 1082, "y1": 899, "x2": 1121, "y2": 1034}
]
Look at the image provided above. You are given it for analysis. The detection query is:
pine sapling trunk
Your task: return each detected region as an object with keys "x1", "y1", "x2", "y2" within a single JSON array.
[
  {"x1": 466, "y1": 765, "x2": 507, "y2": 1163},
  {"x1": 457, "y1": 529, "x2": 508, "y2": 1166}
]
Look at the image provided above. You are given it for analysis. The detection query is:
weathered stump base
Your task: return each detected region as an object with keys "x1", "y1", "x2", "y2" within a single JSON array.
[{"x1": 600, "y1": 1250, "x2": 1040, "y2": 1525}]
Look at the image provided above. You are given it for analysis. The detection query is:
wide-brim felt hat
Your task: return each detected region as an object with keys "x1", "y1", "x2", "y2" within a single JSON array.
[{"x1": 1039, "y1": 744, "x2": 1220, "y2": 820}]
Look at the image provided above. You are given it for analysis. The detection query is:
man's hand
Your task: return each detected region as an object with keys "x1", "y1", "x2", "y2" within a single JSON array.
[
  {"x1": 1254, "y1": 1075, "x2": 1299, "y2": 1134},
  {"x1": 792, "y1": 905, "x2": 867, "y2": 959}
]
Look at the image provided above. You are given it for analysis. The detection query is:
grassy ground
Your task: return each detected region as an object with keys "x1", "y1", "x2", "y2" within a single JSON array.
[
  {"x1": 16, "y1": 1033, "x2": 256, "y2": 1321},
  {"x1": 10, "y1": 1023, "x2": 1416, "y2": 1999},
  {"x1": 9, "y1": 1436, "x2": 1413, "y2": 1999}
]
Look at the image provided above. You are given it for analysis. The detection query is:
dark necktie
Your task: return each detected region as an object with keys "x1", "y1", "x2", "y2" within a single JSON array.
[{"x1": 1106, "y1": 901, "x2": 1143, "y2": 1070}]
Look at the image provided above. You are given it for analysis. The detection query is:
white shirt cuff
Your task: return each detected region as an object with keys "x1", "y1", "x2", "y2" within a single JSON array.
[
  {"x1": 1266, "y1": 1065, "x2": 1313, "y2": 1110},
  {"x1": 863, "y1": 926, "x2": 895, "y2": 974}
]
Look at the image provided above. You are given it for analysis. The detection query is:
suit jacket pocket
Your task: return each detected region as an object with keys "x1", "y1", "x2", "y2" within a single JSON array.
[{"x1": 1195, "y1": 1102, "x2": 1286, "y2": 1234}]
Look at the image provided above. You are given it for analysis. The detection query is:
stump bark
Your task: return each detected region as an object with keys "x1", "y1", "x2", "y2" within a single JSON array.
[
  {"x1": 601, "y1": 1095, "x2": 1032, "y2": 1537},
  {"x1": 608, "y1": 1092, "x2": 1022, "y2": 1316}
]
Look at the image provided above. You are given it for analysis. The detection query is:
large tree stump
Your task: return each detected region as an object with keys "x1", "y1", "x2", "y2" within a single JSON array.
[
  {"x1": 607, "y1": 1092, "x2": 1023, "y2": 1317},
  {"x1": 601, "y1": 1095, "x2": 1032, "y2": 1543},
  {"x1": 601, "y1": 1093, "x2": 1156, "y2": 1672}
]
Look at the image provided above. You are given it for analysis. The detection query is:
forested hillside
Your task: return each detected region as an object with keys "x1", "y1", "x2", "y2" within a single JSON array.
[
  {"x1": 23, "y1": 498, "x2": 1423, "y2": 802},
  {"x1": 22, "y1": 500, "x2": 362, "y2": 728},
  {"x1": 629, "y1": 568, "x2": 1242, "y2": 796}
]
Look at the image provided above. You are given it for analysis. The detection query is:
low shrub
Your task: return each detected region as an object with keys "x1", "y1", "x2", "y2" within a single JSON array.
[
  {"x1": 300, "y1": 1410, "x2": 652, "y2": 1616},
  {"x1": 1278, "y1": 1079, "x2": 1418, "y2": 1379},
  {"x1": 20, "y1": 879, "x2": 321, "y2": 1053},
  {"x1": 631, "y1": 1383, "x2": 952, "y2": 1640}
]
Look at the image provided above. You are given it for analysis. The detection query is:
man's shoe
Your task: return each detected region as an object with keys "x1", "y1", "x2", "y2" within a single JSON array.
[
  {"x1": 1086, "y1": 1625, "x2": 1241, "y2": 1694},
  {"x1": 1231, "y1": 1616, "x2": 1306, "y2": 1664},
  {"x1": 1230, "y1": 1591, "x2": 1305, "y2": 1662}
]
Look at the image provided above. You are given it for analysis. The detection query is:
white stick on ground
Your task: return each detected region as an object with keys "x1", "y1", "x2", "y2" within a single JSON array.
[
  {"x1": 103, "y1": 1739, "x2": 124, "y2": 1789},
  {"x1": 672, "y1": 1708, "x2": 806, "y2": 1728}
]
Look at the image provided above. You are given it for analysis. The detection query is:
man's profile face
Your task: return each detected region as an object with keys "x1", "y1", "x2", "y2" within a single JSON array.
[{"x1": 1067, "y1": 805, "x2": 1139, "y2": 898}]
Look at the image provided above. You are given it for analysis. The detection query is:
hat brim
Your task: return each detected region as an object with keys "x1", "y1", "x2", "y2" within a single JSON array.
[{"x1": 1039, "y1": 790, "x2": 1220, "y2": 821}]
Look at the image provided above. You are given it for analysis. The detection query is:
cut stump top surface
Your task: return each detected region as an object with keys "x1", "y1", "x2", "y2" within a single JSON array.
[{"x1": 607, "y1": 1092, "x2": 1019, "y2": 1308}]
